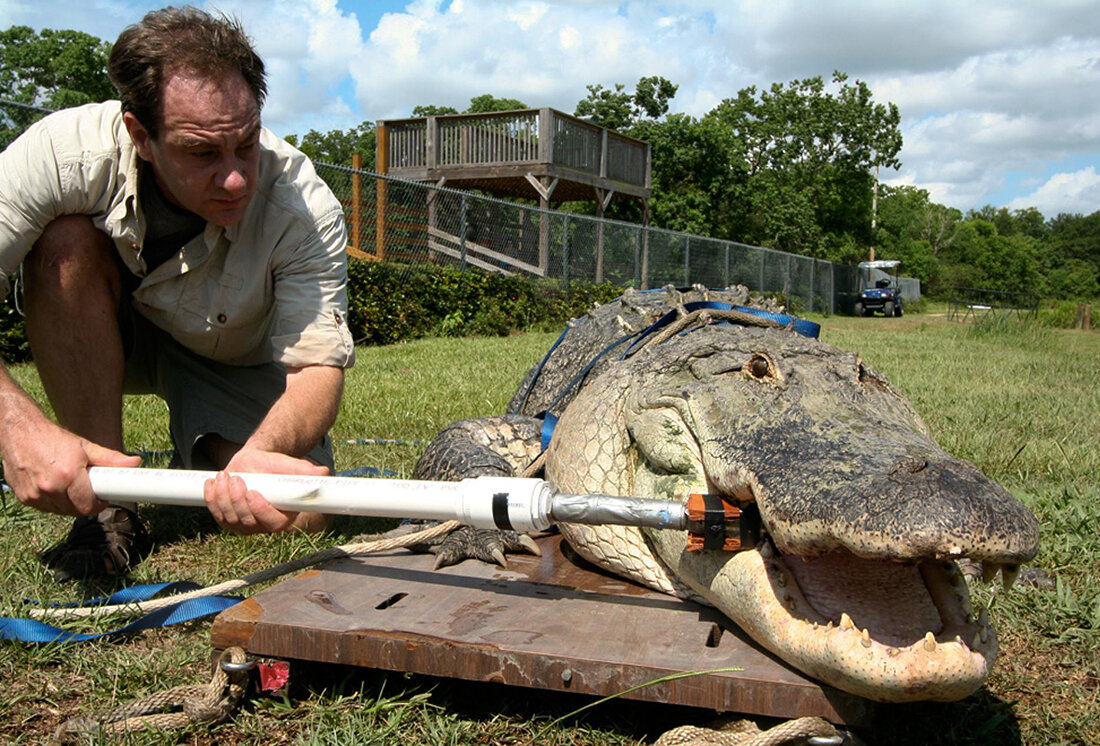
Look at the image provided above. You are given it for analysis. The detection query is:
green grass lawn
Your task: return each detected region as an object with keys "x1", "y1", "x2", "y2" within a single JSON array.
[{"x1": 1, "y1": 312, "x2": 1097, "y2": 745}]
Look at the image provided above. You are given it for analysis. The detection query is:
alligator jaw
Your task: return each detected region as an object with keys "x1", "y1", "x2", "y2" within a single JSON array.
[{"x1": 649, "y1": 530, "x2": 997, "y2": 703}]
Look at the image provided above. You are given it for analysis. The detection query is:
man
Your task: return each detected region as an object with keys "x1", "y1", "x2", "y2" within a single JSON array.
[{"x1": 0, "y1": 6, "x2": 354, "y2": 579}]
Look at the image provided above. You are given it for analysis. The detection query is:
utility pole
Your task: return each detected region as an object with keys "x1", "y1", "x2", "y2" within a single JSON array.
[{"x1": 870, "y1": 164, "x2": 879, "y2": 262}]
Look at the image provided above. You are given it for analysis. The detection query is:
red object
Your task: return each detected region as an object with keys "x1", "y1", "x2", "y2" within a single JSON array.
[{"x1": 257, "y1": 660, "x2": 290, "y2": 692}]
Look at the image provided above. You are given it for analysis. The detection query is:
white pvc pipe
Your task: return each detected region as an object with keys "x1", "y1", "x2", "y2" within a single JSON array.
[
  {"x1": 88, "y1": 467, "x2": 556, "y2": 533},
  {"x1": 87, "y1": 467, "x2": 690, "y2": 533}
]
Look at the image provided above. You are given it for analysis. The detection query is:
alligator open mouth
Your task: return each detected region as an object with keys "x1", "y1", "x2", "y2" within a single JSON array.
[{"x1": 728, "y1": 538, "x2": 1001, "y2": 702}]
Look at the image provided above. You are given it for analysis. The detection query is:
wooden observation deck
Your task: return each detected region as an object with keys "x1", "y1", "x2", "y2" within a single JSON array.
[{"x1": 377, "y1": 108, "x2": 651, "y2": 212}]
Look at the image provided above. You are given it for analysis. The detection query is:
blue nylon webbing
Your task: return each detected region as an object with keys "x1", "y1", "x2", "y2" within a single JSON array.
[{"x1": 1, "y1": 582, "x2": 242, "y2": 643}]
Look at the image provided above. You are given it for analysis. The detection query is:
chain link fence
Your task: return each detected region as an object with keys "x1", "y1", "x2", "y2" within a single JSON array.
[
  {"x1": 2, "y1": 99, "x2": 878, "y2": 314},
  {"x1": 319, "y1": 162, "x2": 865, "y2": 315}
]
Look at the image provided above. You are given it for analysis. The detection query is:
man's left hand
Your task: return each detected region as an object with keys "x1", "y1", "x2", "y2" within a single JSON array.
[{"x1": 203, "y1": 449, "x2": 329, "y2": 534}]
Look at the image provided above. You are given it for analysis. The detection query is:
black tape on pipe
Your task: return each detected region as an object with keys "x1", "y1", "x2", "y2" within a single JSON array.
[{"x1": 492, "y1": 492, "x2": 514, "y2": 531}]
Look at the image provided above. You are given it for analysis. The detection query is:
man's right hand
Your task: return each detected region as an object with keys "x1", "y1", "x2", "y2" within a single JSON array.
[{"x1": 1, "y1": 418, "x2": 141, "y2": 516}]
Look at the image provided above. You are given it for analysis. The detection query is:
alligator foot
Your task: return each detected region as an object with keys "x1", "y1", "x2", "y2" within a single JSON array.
[
  {"x1": 431, "y1": 526, "x2": 541, "y2": 569},
  {"x1": 404, "y1": 523, "x2": 541, "y2": 569}
]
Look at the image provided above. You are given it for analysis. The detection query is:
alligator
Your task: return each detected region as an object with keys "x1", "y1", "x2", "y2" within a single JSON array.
[{"x1": 413, "y1": 286, "x2": 1039, "y2": 703}]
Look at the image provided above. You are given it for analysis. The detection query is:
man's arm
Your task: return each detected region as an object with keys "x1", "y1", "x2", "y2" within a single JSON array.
[
  {"x1": 0, "y1": 363, "x2": 140, "y2": 515},
  {"x1": 202, "y1": 364, "x2": 345, "y2": 533}
]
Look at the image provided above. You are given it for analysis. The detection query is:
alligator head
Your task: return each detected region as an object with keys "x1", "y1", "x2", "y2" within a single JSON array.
[{"x1": 544, "y1": 323, "x2": 1039, "y2": 702}]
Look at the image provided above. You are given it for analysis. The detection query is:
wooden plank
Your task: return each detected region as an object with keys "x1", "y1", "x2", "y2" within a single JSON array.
[
  {"x1": 427, "y1": 239, "x2": 515, "y2": 276},
  {"x1": 427, "y1": 226, "x2": 545, "y2": 276},
  {"x1": 211, "y1": 535, "x2": 875, "y2": 725}
]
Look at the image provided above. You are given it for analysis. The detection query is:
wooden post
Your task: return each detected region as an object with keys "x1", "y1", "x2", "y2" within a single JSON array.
[
  {"x1": 375, "y1": 123, "x2": 389, "y2": 261},
  {"x1": 351, "y1": 152, "x2": 362, "y2": 255}
]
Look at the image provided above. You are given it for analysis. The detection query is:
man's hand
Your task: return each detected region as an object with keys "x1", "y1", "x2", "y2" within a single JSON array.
[
  {"x1": 1, "y1": 417, "x2": 142, "y2": 516},
  {"x1": 203, "y1": 448, "x2": 329, "y2": 534}
]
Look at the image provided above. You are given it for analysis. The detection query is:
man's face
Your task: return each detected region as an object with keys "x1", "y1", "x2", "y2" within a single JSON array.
[{"x1": 125, "y1": 70, "x2": 261, "y2": 227}]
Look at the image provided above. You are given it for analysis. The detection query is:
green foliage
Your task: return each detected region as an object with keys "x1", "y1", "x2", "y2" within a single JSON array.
[
  {"x1": 574, "y1": 76, "x2": 678, "y2": 131},
  {"x1": 345, "y1": 260, "x2": 621, "y2": 345},
  {"x1": 410, "y1": 94, "x2": 530, "y2": 119},
  {"x1": 285, "y1": 122, "x2": 376, "y2": 170},
  {"x1": 703, "y1": 72, "x2": 902, "y2": 257},
  {"x1": 0, "y1": 25, "x2": 113, "y2": 148},
  {"x1": 0, "y1": 296, "x2": 29, "y2": 362}
]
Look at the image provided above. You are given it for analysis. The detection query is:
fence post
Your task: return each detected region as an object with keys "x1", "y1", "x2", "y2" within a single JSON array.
[
  {"x1": 350, "y1": 153, "x2": 362, "y2": 255},
  {"x1": 459, "y1": 193, "x2": 468, "y2": 271},
  {"x1": 562, "y1": 213, "x2": 570, "y2": 297},
  {"x1": 829, "y1": 263, "x2": 836, "y2": 315},
  {"x1": 759, "y1": 251, "x2": 765, "y2": 294},
  {"x1": 634, "y1": 227, "x2": 642, "y2": 288},
  {"x1": 641, "y1": 228, "x2": 650, "y2": 290},
  {"x1": 809, "y1": 258, "x2": 816, "y2": 313},
  {"x1": 724, "y1": 244, "x2": 730, "y2": 288},
  {"x1": 684, "y1": 236, "x2": 691, "y2": 287},
  {"x1": 374, "y1": 124, "x2": 388, "y2": 260}
]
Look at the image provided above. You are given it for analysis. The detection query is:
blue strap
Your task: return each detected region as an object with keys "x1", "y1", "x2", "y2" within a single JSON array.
[
  {"x1": 0, "y1": 594, "x2": 241, "y2": 643},
  {"x1": 540, "y1": 412, "x2": 559, "y2": 451}
]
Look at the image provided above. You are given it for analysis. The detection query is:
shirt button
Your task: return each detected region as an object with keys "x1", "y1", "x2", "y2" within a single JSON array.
[{"x1": 217, "y1": 313, "x2": 227, "y2": 324}]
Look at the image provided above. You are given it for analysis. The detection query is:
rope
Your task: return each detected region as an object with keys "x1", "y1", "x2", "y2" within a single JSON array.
[
  {"x1": 628, "y1": 307, "x2": 782, "y2": 356},
  {"x1": 51, "y1": 646, "x2": 251, "y2": 743},
  {"x1": 654, "y1": 716, "x2": 842, "y2": 746},
  {"x1": 29, "y1": 520, "x2": 461, "y2": 621}
]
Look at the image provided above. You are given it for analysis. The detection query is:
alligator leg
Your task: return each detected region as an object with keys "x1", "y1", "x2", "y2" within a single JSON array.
[{"x1": 411, "y1": 415, "x2": 545, "y2": 568}]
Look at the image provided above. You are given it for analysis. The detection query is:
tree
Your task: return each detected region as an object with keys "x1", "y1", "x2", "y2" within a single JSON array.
[
  {"x1": 574, "y1": 76, "x2": 679, "y2": 131},
  {"x1": 631, "y1": 113, "x2": 745, "y2": 236},
  {"x1": 705, "y1": 72, "x2": 903, "y2": 257},
  {"x1": 411, "y1": 95, "x2": 530, "y2": 119},
  {"x1": 284, "y1": 121, "x2": 376, "y2": 170},
  {"x1": 410, "y1": 104, "x2": 458, "y2": 117},
  {"x1": 1, "y1": 26, "x2": 113, "y2": 148},
  {"x1": 465, "y1": 94, "x2": 528, "y2": 113}
]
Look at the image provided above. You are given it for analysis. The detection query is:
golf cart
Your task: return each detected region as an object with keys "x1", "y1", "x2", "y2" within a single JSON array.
[{"x1": 855, "y1": 260, "x2": 903, "y2": 317}]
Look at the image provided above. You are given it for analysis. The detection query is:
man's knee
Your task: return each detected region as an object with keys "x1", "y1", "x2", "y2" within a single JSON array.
[{"x1": 24, "y1": 215, "x2": 121, "y2": 299}]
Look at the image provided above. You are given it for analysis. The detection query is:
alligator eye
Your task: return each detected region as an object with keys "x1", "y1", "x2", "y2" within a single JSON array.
[{"x1": 749, "y1": 355, "x2": 772, "y2": 379}]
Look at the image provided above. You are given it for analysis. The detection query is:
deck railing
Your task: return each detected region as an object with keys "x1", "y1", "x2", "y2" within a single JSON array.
[{"x1": 381, "y1": 108, "x2": 649, "y2": 190}]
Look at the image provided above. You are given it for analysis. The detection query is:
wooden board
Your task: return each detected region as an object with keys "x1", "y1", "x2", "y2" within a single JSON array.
[{"x1": 210, "y1": 534, "x2": 875, "y2": 725}]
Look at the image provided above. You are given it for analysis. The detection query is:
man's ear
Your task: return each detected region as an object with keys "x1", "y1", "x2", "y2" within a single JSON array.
[{"x1": 123, "y1": 111, "x2": 154, "y2": 162}]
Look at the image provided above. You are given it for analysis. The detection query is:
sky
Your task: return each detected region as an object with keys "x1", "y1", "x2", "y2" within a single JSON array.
[{"x1": 3, "y1": 0, "x2": 1099, "y2": 219}]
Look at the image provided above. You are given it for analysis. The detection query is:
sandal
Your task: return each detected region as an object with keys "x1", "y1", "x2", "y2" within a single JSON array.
[{"x1": 39, "y1": 505, "x2": 153, "y2": 582}]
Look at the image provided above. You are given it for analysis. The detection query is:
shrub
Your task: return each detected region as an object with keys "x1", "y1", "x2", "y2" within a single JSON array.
[{"x1": 345, "y1": 259, "x2": 622, "y2": 344}]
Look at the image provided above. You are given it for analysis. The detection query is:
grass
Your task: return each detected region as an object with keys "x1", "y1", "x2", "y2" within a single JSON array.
[{"x1": 1, "y1": 312, "x2": 1098, "y2": 745}]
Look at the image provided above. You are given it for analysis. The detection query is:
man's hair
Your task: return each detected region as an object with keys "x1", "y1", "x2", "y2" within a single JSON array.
[{"x1": 107, "y1": 5, "x2": 267, "y2": 139}]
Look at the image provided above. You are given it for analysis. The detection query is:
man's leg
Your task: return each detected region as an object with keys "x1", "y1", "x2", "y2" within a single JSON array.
[
  {"x1": 24, "y1": 216, "x2": 149, "y2": 579},
  {"x1": 22, "y1": 216, "x2": 126, "y2": 450}
]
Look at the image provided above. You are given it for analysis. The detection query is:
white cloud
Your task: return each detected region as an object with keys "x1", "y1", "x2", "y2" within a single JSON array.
[{"x1": 1008, "y1": 167, "x2": 1100, "y2": 216}]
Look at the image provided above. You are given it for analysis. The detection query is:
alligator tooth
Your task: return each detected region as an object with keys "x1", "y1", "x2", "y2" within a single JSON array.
[
  {"x1": 839, "y1": 613, "x2": 855, "y2": 631},
  {"x1": 860, "y1": 629, "x2": 871, "y2": 648},
  {"x1": 980, "y1": 626, "x2": 990, "y2": 645},
  {"x1": 923, "y1": 632, "x2": 936, "y2": 652},
  {"x1": 785, "y1": 596, "x2": 797, "y2": 611},
  {"x1": 759, "y1": 541, "x2": 774, "y2": 559},
  {"x1": 981, "y1": 561, "x2": 1000, "y2": 584},
  {"x1": 1002, "y1": 564, "x2": 1020, "y2": 589},
  {"x1": 972, "y1": 632, "x2": 982, "y2": 649}
]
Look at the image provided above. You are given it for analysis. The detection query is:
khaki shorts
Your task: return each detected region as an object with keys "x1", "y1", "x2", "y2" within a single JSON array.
[{"x1": 120, "y1": 303, "x2": 334, "y2": 471}]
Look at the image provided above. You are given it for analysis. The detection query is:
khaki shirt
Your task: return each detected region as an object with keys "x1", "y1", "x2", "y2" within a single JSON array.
[{"x1": 0, "y1": 101, "x2": 355, "y2": 369}]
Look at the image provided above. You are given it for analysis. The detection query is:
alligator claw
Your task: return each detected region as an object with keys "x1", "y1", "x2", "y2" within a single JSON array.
[{"x1": 429, "y1": 526, "x2": 541, "y2": 570}]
